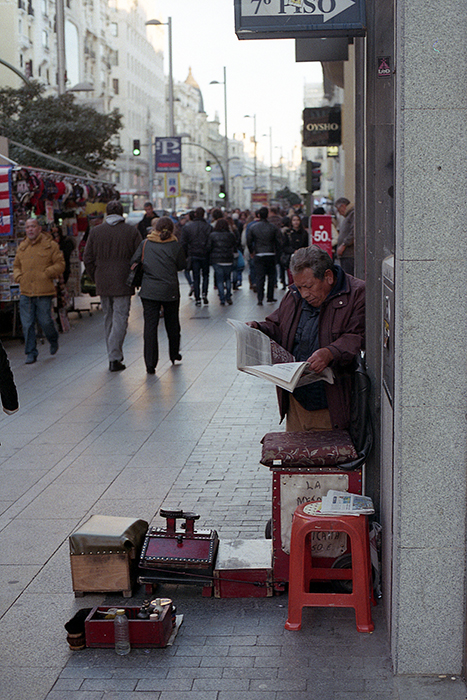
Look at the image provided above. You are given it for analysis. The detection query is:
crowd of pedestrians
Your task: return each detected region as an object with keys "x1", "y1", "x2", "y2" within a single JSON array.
[{"x1": 10, "y1": 199, "x2": 352, "y2": 377}]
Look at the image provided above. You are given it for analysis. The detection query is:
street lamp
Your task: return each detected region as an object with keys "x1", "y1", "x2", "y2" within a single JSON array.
[
  {"x1": 210, "y1": 66, "x2": 229, "y2": 207},
  {"x1": 244, "y1": 114, "x2": 257, "y2": 191},
  {"x1": 262, "y1": 128, "x2": 273, "y2": 193},
  {"x1": 146, "y1": 18, "x2": 174, "y2": 137}
]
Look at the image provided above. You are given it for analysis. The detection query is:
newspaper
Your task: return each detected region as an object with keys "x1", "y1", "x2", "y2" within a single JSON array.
[
  {"x1": 227, "y1": 318, "x2": 334, "y2": 393},
  {"x1": 319, "y1": 490, "x2": 374, "y2": 515}
]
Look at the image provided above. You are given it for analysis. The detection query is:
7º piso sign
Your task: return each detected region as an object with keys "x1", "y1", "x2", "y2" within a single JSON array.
[{"x1": 235, "y1": 0, "x2": 366, "y2": 39}]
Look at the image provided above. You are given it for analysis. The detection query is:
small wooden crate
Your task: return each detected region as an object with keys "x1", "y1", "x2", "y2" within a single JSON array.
[
  {"x1": 213, "y1": 539, "x2": 273, "y2": 598},
  {"x1": 69, "y1": 515, "x2": 148, "y2": 598},
  {"x1": 85, "y1": 606, "x2": 173, "y2": 648}
]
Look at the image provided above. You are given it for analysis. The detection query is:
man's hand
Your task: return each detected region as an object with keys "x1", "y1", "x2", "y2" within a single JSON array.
[
  {"x1": 246, "y1": 321, "x2": 259, "y2": 329},
  {"x1": 307, "y1": 348, "x2": 333, "y2": 374},
  {"x1": 337, "y1": 244, "x2": 346, "y2": 257}
]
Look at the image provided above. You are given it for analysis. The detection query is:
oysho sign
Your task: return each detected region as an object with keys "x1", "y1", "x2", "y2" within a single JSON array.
[{"x1": 303, "y1": 107, "x2": 341, "y2": 147}]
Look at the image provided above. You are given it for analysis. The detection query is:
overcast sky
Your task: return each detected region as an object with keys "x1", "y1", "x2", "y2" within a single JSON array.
[{"x1": 153, "y1": 0, "x2": 323, "y2": 166}]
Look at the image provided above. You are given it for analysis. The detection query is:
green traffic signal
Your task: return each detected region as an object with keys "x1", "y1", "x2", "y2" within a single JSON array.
[
  {"x1": 133, "y1": 139, "x2": 141, "y2": 156},
  {"x1": 218, "y1": 185, "x2": 226, "y2": 199},
  {"x1": 205, "y1": 160, "x2": 211, "y2": 172}
]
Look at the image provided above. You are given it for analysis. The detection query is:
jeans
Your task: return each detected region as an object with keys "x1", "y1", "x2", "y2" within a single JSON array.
[
  {"x1": 213, "y1": 264, "x2": 233, "y2": 303},
  {"x1": 100, "y1": 295, "x2": 132, "y2": 362},
  {"x1": 19, "y1": 295, "x2": 58, "y2": 359},
  {"x1": 254, "y1": 255, "x2": 276, "y2": 303},
  {"x1": 191, "y1": 257, "x2": 209, "y2": 301},
  {"x1": 141, "y1": 297, "x2": 181, "y2": 369}
]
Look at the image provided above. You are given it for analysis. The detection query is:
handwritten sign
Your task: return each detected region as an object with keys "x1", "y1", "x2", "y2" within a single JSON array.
[{"x1": 280, "y1": 473, "x2": 349, "y2": 557}]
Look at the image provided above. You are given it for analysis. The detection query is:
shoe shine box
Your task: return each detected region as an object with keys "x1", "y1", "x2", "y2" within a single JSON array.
[{"x1": 85, "y1": 606, "x2": 173, "y2": 648}]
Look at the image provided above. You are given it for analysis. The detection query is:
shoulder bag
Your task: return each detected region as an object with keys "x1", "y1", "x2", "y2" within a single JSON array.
[{"x1": 126, "y1": 239, "x2": 148, "y2": 288}]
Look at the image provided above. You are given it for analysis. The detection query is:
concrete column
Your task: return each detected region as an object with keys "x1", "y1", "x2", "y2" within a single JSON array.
[{"x1": 392, "y1": 0, "x2": 467, "y2": 674}]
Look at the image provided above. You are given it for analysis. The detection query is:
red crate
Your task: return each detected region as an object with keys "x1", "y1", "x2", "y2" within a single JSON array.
[{"x1": 85, "y1": 606, "x2": 173, "y2": 648}]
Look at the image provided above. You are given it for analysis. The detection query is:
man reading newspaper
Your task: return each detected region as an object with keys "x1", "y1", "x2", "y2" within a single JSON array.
[{"x1": 248, "y1": 245, "x2": 365, "y2": 432}]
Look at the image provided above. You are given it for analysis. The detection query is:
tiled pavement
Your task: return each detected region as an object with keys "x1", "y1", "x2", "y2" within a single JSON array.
[{"x1": 0, "y1": 277, "x2": 465, "y2": 700}]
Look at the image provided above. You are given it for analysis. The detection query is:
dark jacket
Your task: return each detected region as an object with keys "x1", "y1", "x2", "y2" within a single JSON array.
[
  {"x1": 255, "y1": 268, "x2": 365, "y2": 428},
  {"x1": 83, "y1": 216, "x2": 142, "y2": 296},
  {"x1": 247, "y1": 219, "x2": 282, "y2": 256},
  {"x1": 281, "y1": 227, "x2": 309, "y2": 267},
  {"x1": 208, "y1": 230, "x2": 237, "y2": 265},
  {"x1": 0, "y1": 340, "x2": 19, "y2": 414},
  {"x1": 181, "y1": 218, "x2": 212, "y2": 259},
  {"x1": 337, "y1": 204, "x2": 354, "y2": 258},
  {"x1": 138, "y1": 213, "x2": 158, "y2": 239},
  {"x1": 131, "y1": 231, "x2": 186, "y2": 302}
]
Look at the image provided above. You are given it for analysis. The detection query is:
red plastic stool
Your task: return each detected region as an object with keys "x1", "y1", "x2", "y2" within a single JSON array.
[{"x1": 285, "y1": 503, "x2": 374, "y2": 633}]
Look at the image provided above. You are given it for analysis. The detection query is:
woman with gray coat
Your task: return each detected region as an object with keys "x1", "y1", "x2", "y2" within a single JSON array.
[{"x1": 130, "y1": 217, "x2": 186, "y2": 374}]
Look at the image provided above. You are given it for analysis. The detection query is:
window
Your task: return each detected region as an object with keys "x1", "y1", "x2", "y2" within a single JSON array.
[
  {"x1": 110, "y1": 22, "x2": 118, "y2": 37},
  {"x1": 112, "y1": 78, "x2": 119, "y2": 95},
  {"x1": 42, "y1": 30, "x2": 49, "y2": 49},
  {"x1": 41, "y1": 0, "x2": 47, "y2": 15}
]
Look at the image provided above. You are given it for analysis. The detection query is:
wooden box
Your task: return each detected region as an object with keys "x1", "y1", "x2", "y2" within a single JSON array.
[
  {"x1": 69, "y1": 515, "x2": 148, "y2": 597},
  {"x1": 213, "y1": 539, "x2": 273, "y2": 598},
  {"x1": 85, "y1": 606, "x2": 173, "y2": 648}
]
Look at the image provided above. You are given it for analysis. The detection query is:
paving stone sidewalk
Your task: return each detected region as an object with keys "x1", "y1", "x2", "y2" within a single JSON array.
[{"x1": 0, "y1": 282, "x2": 465, "y2": 700}]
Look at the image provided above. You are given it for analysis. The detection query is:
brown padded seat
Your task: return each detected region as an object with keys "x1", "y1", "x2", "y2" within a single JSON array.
[{"x1": 260, "y1": 430, "x2": 358, "y2": 469}]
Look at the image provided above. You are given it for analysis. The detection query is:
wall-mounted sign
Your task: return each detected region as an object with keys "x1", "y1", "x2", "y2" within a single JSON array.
[
  {"x1": 303, "y1": 106, "x2": 341, "y2": 147},
  {"x1": 377, "y1": 56, "x2": 392, "y2": 78},
  {"x1": 155, "y1": 137, "x2": 182, "y2": 173},
  {"x1": 235, "y1": 0, "x2": 366, "y2": 40}
]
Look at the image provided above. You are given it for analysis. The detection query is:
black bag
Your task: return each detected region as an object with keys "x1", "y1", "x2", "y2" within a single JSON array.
[
  {"x1": 80, "y1": 271, "x2": 96, "y2": 296},
  {"x1": 280, "y1": 252, "x2": 291, "y2": 269},
  {"x1": 126, "y1": 240, "x2": 148, "y2": 288}
]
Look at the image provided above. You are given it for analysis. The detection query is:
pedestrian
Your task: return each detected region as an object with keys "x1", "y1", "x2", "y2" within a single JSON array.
[
  {"x1": 0, "y1": 340, "x2": 19, "y2": 416},
  {"x1": 13, "y1": 218, "x2": 65, "y2": 364},
  {"x1": 50, "y1": 224, "x2": 75, "y2": 284},
  {"x1": 281, "y1": 214, "x2": 309, "y2": 285},
  {"x1": 180, "y1": 207, "x2": 211, "y2": 307},
  {"x1": 208, "y1": 218, "x2": 237, "y2": 306},
  {"x1": 130, "y1": 217, "x2": 186, "y2": 374},
  {"x1": 247, "y1": 245, "x2": 365, "y2": 432},
  {"x1": 335, "y1": 197, "x2": 354, "y2": 275},
  {"x1": 246, "y1": 207, "x2": 282, "y2": 306},
  {"x1": 83, "y1": 200, "x2": 142, "y2": 372},
  {"x1": 137, "y1": 202, "x2": 159, "y2": 239}
]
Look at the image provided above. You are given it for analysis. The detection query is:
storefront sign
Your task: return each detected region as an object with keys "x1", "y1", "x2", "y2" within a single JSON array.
[
  {"x1": 155, "y1": 137, "x2": 182, "y2": 173},
  {"x1": 235, "y1": 0, "x2": 366, "y2": 40},
  {"x1": 303, "y1": 107, "x2": 341, "y2": 147},
  {"x1": 310, "y1": 214, "x2": 333, "y2": 257}
]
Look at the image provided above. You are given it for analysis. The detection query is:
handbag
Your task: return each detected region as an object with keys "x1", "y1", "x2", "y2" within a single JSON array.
[
  {"x1": 126, "y1": 239, "x2": 148, "y2": 288},
  {"x1": 80, "y1": 271, "x2": 97, "y2": 296}
]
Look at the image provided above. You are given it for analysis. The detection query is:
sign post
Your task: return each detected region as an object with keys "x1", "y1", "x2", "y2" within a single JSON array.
[{"x1": 155, "y1": 137, "x2": 182, "y2": 173}]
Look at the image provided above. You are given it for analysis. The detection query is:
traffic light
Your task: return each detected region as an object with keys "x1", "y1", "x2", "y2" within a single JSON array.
[
  {"x1": 306, "y1": 160, "x2": 321, "y2": 193},
  {"x1": 218, "y1": 184, "x2": 226, "y2": 200},
  {"x1": 205, "y1": 160, "x2": 211, "y2": 172},
  {"x1": 132, "y1": 139, "x2": 141, "y2": 156}
]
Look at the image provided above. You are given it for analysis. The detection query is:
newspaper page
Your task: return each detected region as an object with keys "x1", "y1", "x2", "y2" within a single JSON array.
[
  {"x1": 227, "y1": 319, "x2": 334, "y2": 392},
  {"x1": 320, "y1": 491, "x2": 375, "y2": 516}
]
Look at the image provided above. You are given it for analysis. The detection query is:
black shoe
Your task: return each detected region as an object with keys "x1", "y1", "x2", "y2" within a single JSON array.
[
  {"x1": 227, "y1": 298, "x2": 233, "y2": 305},
  {"x1": 50, "y1": 341, "x2": 59, "y2": 355},
  {"x1": 146, "y1": 367, "x2": 156, "y2": 375},
  {"x1": 171, "y1": 354, "x2": 182, "y2": 365},
  {"x1": 267, "y1": 298, "x2": 277, "y2": 303},
  {"x1": 195, "y1": 300, "x2": 201, "y2": 307},
  {"x1": 257, "y1": 301, "x2": 263, "y2": 306},
  {"x1": 220, "y1": 301, "x2": 225, "y2": 306},
  {"x1": 189, "y1": 286, "x2": 194, "y2": 297},
  {"x1": 203, "y1": 296, "x2": 209, "y2": 304},
  {"x1": 109, "y1": 360, "x2": 126, "y2": 372},
  {"x1": 25, "y1": 355, "x2": 37, "y2": 364}
]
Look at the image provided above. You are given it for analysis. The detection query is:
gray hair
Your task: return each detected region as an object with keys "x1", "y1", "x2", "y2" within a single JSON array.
[
  {"x1": 335, "y1": 197, "x2": 350, "y2": 209},
  {"x1": 290, "y1": 245, "x2": 335, "y2": 280}
]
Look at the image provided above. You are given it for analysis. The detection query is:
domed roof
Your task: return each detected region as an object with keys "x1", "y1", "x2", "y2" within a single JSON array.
[
  {"x1": 184, "y1": 67, "x2": 204, "y2": 113},
  {"x1": 185, "y1": 67, "x2": 200, "y2": 90}
]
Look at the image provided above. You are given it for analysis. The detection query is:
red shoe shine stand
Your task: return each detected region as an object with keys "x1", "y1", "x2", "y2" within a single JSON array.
[{"x1": 285, "y1": 504, "x2": 374, "y2": 633}]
